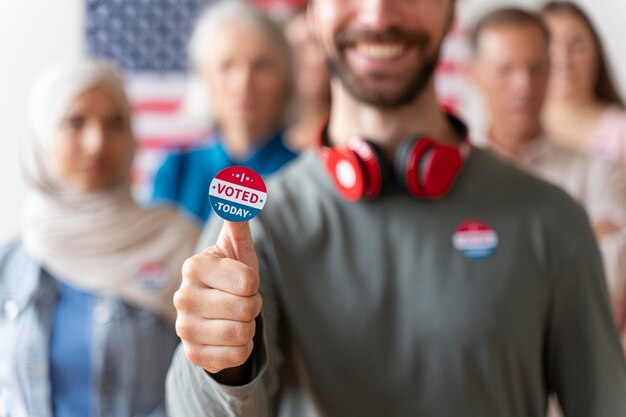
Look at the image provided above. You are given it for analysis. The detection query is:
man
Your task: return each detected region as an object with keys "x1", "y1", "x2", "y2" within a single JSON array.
[
  {"x1": 469, "y1": 8, "x2": 626, "y2": 332},
  {"x1": 167, "y1": 1, "x2": 626, "y2": 416}
]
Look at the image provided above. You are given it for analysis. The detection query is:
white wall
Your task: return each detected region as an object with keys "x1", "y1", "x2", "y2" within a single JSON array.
[
  {"x1": 0, "y1": 0, "x2": 625, "y2": 242},
  {"x1": 0, "y1": 1, "x2": 83, "y2": 242}
]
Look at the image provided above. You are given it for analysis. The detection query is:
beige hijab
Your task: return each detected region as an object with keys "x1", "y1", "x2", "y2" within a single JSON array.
[{"x1": 21, "y1": 59, "x2": 200, "y2": 324}]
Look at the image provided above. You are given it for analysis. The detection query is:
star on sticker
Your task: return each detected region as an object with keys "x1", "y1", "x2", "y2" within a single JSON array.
[{"x1": 212, "y1": 185, "x2": 216, "y2": 190}]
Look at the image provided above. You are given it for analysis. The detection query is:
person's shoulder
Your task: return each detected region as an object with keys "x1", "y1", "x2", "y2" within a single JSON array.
[
  {"x1": 539, "y1": 138, "x2": 600, "y2": 172},
  {"x1": 166, "y1": 142, "x2": 222, "y2": 165},
  {"x1": 264, "y1": 151, "x2": 326, "y2": 200},
  {"x1": 161, "y1": 133, "x2": 224, "y2": 163},
  {"x1": 155, "y1": 142, "x2": 225, "y2": 188},
  {"x1": 604, "y1": 105, "x2": 626, "y2": 121},
  {"x1": 257, "y1": 132, "x2": 299, "y2": 170},
  {"x1": 0, "y1": 239, "x2": 28, "y2": 265},
  {"x1": 470, "y1": 148, "x2": 587, "y2": 217},
  {"x1": 251, "y1": 151, "x2": 330, "y2": 236},
  {"x1": 275, "y1": 131, "x2": 299, "y2": 156},
  {"x1": 471, "y1": 148, "x2": 595, "y2": 262},
  {"x1": 595, "y1": 105, "x2": 626, "y2": 136},
  {"x1": 0, "y1": 239, "x2": 40, "y2": 293},
  {"x1": 142, "y1": 206, "x2": 201, "y2": 245},
  {"x1": 543, "y1": 138, "x2": 625, "y2": 183}
]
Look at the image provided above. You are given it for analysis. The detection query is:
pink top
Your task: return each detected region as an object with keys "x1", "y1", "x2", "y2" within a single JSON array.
[{"x1": 585, "y1": 106, "x2": 626, "y2": 168}]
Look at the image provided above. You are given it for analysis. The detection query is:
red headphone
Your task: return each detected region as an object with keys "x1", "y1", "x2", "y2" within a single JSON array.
[{"x1": 319, "y1": 113, "x2": 472, "y2": 202}]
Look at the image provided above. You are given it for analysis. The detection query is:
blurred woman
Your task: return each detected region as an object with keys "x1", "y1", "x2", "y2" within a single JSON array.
[
  {"x1": 283, "y1": 6, "x2": 331, "y2": 151},
  {"x1": 541, "y1": 1, "x2": 626, "y2": 167},
  {"x1": 152, "y1": 0, "x2": 297, "y2": 224},
  {"x1": 0, "y1": 59, "x2": 199, "y2": 417}
]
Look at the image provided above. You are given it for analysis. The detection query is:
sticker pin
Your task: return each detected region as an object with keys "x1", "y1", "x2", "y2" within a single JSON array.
[
  {"x1": 209, "y1": 166, "x2": 267, "y2": 222},
  {"x1": 136, "y1": 262, "x2": 167, "y2": 291},
  {"x1": 452, "y1": 220, "x2": 499, "y2": 260}
]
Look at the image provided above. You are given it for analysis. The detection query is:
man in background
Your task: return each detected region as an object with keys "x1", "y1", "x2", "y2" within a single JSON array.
[{"x1": 470, "y1": 7, "x2": 626, "y2": 338}]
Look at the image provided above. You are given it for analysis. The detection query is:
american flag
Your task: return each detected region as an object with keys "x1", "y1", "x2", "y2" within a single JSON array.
[
  {"x1": 437, "y1": 0, "x2": 473, "y2": 112},
  {"x1": 85, "y1": 0, "x2": 472, "y2": 201},
  {"x1": 86, "y1": 0, "x2": 214, "y2": 201}
]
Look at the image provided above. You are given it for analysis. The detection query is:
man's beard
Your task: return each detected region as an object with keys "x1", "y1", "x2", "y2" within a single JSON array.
[{"x1": 325, "y1": 27, "x2": 441, "y2": 109}]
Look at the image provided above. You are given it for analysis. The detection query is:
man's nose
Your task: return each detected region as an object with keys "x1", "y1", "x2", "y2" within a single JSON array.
[
  {"x1": 356, "y1": 0, "x2": 404, "y2": 32},
  {"x1": 512, "y1": 70, "x2": 534, "y2": 95}
]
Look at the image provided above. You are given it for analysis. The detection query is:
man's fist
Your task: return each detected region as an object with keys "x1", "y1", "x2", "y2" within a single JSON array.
[{"x1": 174, "y1": 220, "x2": 263, "y2": 375}]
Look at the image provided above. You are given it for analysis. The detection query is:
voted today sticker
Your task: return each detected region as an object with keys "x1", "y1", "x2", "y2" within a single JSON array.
[
  {"x1": 452, "y1": 220, "x2": 499, "y2": 260},
  {"x1": 136, "y1": 262, "x2": 168, "y2": 291},
  {"x1": 209, "y1": 166, "x2": 267, "y2": 222}
]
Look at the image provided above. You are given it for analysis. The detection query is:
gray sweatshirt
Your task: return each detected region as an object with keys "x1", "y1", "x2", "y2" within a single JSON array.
[{"x1": 166, "y1": 149, "x2": 626, "y2": 417}]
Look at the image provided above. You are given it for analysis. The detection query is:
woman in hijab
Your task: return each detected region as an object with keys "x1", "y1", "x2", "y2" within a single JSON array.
[{"x1": 0, "y1": 58, "x2": 199, "y2": 417}]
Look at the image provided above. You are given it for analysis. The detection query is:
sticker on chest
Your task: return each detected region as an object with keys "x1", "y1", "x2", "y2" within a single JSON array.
[
  {"x1": 136, "y1": 263, "x2": 168, "y2": 291},
  {"x1": 452, "y1": 220, "x2": 499, "y2": 260}
]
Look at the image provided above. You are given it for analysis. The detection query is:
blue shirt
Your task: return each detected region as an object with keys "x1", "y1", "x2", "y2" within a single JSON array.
[
  {"x1": 0, "y1": 241, "x2": 179, "y2": 417},
  {"x1": 151, "y1": 130, "x2": 297, "y2": 224},
  {"x1": 50, "y1": 280, "x2": 93, "y2": 417}
]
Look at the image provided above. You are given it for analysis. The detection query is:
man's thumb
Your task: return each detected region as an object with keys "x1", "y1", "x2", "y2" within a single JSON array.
[{"x1": 216, "y1": 220, "x2": 259, "y2": 273}]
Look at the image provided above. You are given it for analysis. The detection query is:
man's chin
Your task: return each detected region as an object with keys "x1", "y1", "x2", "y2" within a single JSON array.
[
  {"x1": 346, "y1": 75, "x2": 431, "y2": 108},
  {"x1": 328, "y1": 55, "x2": 438, "y2": 109}
]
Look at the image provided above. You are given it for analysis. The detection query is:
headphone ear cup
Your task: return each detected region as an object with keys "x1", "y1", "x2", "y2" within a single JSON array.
[
  {"x1": 395, "y1": 137, "x2": 435, "y2": 198},
  {"x1": 420, "y1": 145, "x2": 463, "y2": 197},
  {"x1": 323, "y1": 146, "x2": 367, "y2": 202},
  {"x1": 347, "y1": 138, "x2": 388, "y2": 200},
  {"x1": 396, "y1": 136, "x2": 464, "y2": 199}
]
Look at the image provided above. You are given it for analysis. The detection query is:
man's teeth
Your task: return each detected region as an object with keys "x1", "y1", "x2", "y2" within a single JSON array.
[{"x1": 356, "y1": 43, "x2": 405, "y2": 59}]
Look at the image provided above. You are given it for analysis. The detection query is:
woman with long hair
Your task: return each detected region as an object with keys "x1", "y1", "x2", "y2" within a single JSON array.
[{"x1": 542, "y1": 1, "x2": 626, "y2": 168}]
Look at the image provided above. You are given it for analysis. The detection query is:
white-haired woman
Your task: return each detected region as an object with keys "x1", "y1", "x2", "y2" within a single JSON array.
[
  {"x1": 0, "y1": 58, "x2": 199, "y2": 417},
  {"x1": 151, "y1": 0, "x2": 298, "y2": 224}
]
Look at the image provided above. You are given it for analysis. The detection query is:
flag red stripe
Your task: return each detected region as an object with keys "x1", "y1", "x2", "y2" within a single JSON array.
[
  {"x1": 437, "y1": 60, "x2": 465, "y2": 74},
  {"x1": 132, "y1": 100, "x2": 182, "y2": 114}
]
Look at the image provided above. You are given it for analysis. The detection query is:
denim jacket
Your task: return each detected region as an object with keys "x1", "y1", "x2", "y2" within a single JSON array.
[{"x1": 0, "y1": 241, "x2": 180, "y2": 417}]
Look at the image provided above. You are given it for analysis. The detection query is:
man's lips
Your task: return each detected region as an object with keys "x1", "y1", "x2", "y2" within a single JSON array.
[
  {"x1": 353, "y1": 41, "x2": 408, "y2": 60},
  {"x1": 336, "y1": 28, "x2": 427, "y2": 60}
]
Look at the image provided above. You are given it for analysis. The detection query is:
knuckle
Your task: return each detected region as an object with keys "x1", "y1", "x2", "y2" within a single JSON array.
[
  {"x1": 237, "y1": 267, "x2": 259, "y2": 296},
  {"x1": 238, "y1": 321, "x2": 256, "y2": 344},
  {"x1": 175, "y1": 318, "x2": 197, "y2": 341},
  {"x1": 228, "y1": 345, "x2": 251, "y2": 367},
  {"x1": 237, "y1": 299, "x2": 259, "y2": 322},
  {"x1": 255, "y1": 293, "x2": 264, "y2": 316},
  {"x1": 183, "y1": 343, "x2": 205, "y2": 367},
  {"x1": 181, "y1": 257, "x2": 198, "y2": 281},
  {"x1": 224, "y1": 321, "x2": 254, "y2": 345},
  {"x1": 172, "y1": 289, "x2": 190, "y2": 312}
]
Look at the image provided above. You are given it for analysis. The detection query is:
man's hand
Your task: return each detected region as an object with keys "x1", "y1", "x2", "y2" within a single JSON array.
[{"x1": 174, "y1": 220, "x2": 263, "y2": 375}]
